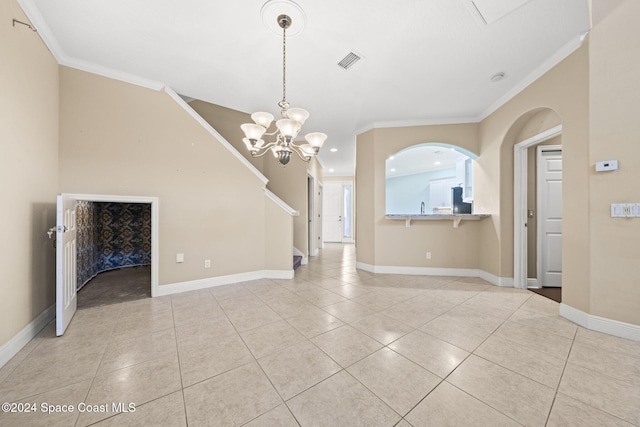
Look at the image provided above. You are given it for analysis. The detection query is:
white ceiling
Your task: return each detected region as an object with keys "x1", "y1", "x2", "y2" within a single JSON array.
[{"x1": 22, "y1": 0, "x2": 593, "y2": 176}]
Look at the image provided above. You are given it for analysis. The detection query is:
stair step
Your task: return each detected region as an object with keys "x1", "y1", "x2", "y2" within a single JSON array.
[{"x1": 293, "y1": 255, "x2": 302, "y2": 270}]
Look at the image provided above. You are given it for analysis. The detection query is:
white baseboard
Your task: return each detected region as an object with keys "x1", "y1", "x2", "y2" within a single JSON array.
[
  {"x1": 0, "y1": 305, "x2": 55, "y2": 368},
  {"x1": 560, "y1": 304, "x2": 640, "y2": 342},
  {"x1": 157, "y1": 269, "x2": 294, "y2": 296},
  {"x1": 477, "y1": 270, "x2": 514, "y2": 287},
  {"x1": 355, "y1": 262, "x2": 514, "y2": 287},
  {"x1": 527, "y1": 278, "x2": 540, "y2": 288},
  {"x1": 292, "y1": 247, "x2": 309, "y2": 265}
]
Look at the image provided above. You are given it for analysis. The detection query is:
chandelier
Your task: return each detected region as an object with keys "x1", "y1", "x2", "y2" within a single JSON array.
[{"x1": 240, "y1": 13, "x2": 326, "y2": 166}]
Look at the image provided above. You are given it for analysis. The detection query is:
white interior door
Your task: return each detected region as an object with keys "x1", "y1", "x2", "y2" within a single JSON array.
[
  {"x1": 323, "y1": 183, "x2": 343, "y2": 242},
  {"x1": 56, "y1": 195, "x2": 78, "y2": 336},
  {"x1": 537, "y1": 147, "x2": 563, "y2": 287}
]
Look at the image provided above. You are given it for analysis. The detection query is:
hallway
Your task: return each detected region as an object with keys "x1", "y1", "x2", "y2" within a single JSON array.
[{"x1": 0, "y1": 244, "x2": 638, "y2": 426}]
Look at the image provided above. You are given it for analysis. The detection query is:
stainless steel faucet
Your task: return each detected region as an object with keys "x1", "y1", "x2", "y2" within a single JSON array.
[{"x1": 420, "y1": 202, "x2": 425, "y2": 214}]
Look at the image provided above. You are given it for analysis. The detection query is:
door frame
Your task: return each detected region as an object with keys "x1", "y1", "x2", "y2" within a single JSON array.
[
  {"x1": 307, "y1": 174, "x2": 317, "y2": 257},
  {"x1": 513, "y1": 125, "x2": 562, "y2": 289},
  {"x1": 63, "y1": 193, "x2": 160, "y2": 297},
  {"x1": 322, "y1": 180, "x2": 355, "y2": 244},
  {"x1": 318, "y1": 183, "x2": 324, "y2": 250},
  {"x1": 537, "y1": 145, "x2": 563, "y2": 287}
]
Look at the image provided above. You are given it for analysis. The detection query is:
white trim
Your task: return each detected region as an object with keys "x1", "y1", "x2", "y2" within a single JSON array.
[
  {"x1": 18, "y1": 0, "x2": 165, "y2": 91},
  {"x1": 560, "y1": 304, "x2": 640, "y2": 342},
  {"x1": 17, "y1": 1, "x2": 269, "y2": 186},
  {"x1": 17, "y1": 0, "x2": 66, "y2": 63},
  {"x1": 0, "y1": 305, "x2": 54, "y2": 368},
  {"x1": 354, "y1": 33, "x2": 586, "y2": 138},
  {"x1": 527, "y1": 278, "x2": 540, "y2": 288},
  {"x1": 293, "y1": 247, "x2": 309, "y2": 265},
  {"x1": 513, "y1": 125, "x2": 563, "y2": 289},
  {"x1": 307, "y1": 173, "x2": 316, "y2": 258},
  {"x1": 62, "y1": 58, "x2": 165, "y2": 92},
  {"x1": 355, "y1": 262, "x2": 513, "y2": 287},
  {"x1": 477, "y1": 270, "x2": 514, "y2": 287},
  {"x1": 356, "y1": 116, "x2": 478, "y2": 137},
  {"x1": 62, "y1": 193, "x2": 160, "y2": 297},
  {"x1": 478, "y1": 33, "x2": 588, "y2": 121},
  {"x1": 265, "y1": 189, "x2": 299, "y2": 216},
  {"x1": 157, "y1": 270, "x2": 294, "y2": 296},
  {"x1": 164, "y1": 88, "x2": 269, "y2": 186}
]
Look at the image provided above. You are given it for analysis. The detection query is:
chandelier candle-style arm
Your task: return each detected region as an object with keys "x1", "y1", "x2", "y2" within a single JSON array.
[{"x1": 240, "y1": 10, "x2": 326, "y2": 166}]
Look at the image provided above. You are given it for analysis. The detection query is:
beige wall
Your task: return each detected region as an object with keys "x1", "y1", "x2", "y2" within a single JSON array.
[
  {"x1": 355, "y1": 130, "x2": 376, "y2": 264},
  {"x1": 190, "y1": 99, "x2": 322, "y2": 258},
  {"x1": 59, "y1": 67, "x2": 271, "y2": 285},
  {"x1": 355, "y1": 45, "x2": 594, "y2": 322},
  {"x1": 265, "y1": 197, "x2": 293, "y2": 271},
  {"x1": 265, "y1": 156, "x2": 323, "y2": 256},
  {"x1": 0, "y1": 0, "x2": 59, "y2": 346},
  {"x1": 588, "y1": 0, "x2": 640, "y2": 325},
  {"x1": 480, "y1": 45, "x2": 590, "y2": 314},
  {"x1": 189, "y1": 101, "x2": 265, "y2": 174},
  {"x1": 356, "y1": 124, "x2": 482, "y2": 269}
]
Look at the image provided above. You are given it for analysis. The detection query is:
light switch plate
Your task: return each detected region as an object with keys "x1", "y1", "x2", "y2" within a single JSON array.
[{"x1": 596, "y1": 160, "x2": 618, "y2": 172}]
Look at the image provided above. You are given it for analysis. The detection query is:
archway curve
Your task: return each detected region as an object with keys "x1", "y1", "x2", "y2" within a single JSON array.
[
  {"x1": 386, "y1": 142, "x2": 477, "y2": 215},
  {"x1": 391, "y1": 142, "x2": 479, "y2": 160}
]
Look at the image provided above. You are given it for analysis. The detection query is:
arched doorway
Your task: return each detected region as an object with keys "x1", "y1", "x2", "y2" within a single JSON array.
[{"x1": 500, "y1": 108, "x2": 563, "y2": 291}]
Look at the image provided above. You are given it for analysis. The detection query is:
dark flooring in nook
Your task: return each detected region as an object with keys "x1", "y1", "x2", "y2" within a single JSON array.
[
  {"x1": 77, "y1": 266, "x2": 151, "y2": 309},
  {"x1": 529, "y1": 286, "x2": 561, "y2": 303}
]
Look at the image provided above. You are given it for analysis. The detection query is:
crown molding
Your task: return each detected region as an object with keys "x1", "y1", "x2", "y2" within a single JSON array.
[
  {"x1": 18, "y1": 0, "x2": 165, "y2": 91},
  {"x1": 355, "y1": 31, "x2": 589, "y2": 135},
  {"x1": 477, "y1": 31, "x2": 589, "y2": 121}
]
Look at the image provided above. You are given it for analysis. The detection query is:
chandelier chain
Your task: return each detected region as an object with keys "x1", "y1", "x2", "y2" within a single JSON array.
[
  {"x1": 282, "y1": 25, "x2": 287, "y2": 107},
  {"x1": 240, "y1": 10, "x2": 326, "y2": 166}
]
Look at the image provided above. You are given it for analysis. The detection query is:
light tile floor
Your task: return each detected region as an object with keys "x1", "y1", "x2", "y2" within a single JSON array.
[{"x1": 1, "y1": 243, "x2": 639, "y2": 426}]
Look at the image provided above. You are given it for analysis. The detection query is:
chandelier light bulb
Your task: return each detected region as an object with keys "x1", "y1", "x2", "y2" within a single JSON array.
[
  {"x1": 276, "y1": 119, "x2": 301, "y2": 139},
  {"x1": 240, "y1": 123, "x2": 266, "y2": 141},
  {"x1": 286, "y1": 108, "x2": 309, "y2": 125},
  {"x1": 305, "y1": 132, "x2": 327, "y2": 148},
  {"x1": 251, "y1": 112, "x2": 274, "y2": 129}
]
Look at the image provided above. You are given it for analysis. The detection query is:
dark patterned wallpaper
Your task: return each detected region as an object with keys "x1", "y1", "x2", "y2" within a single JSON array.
[{"x1": 76, "y1": 201, "x2": 151, "y2": 289}]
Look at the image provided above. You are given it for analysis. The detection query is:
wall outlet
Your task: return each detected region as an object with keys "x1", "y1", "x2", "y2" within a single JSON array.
[
  {"x1": 176, "y1": 253, "x2": 184, "y2": 263},
  {"x1": 426, "y1": 252, "x2": 432, "y2": 260},
  {"x1": 204, "y1": 259, "x2": 211, "y2": 268}
]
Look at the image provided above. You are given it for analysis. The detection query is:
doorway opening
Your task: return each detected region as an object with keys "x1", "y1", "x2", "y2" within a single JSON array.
[
  {"x1": 76, "y1": 200, "x2": 152, "y2": 308},
  {"x1": 56, "y1": 194, "x2": 159, "y2": 334},
  {"x1": 513, "y1": 125, "x2": 563, "y2": 300},
  {"x1": 322, "y1": 181, "x2": 354, "y2": 243}
]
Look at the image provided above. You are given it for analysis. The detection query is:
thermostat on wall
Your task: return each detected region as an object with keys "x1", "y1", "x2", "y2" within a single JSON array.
[{"x1": 596, "y1": 160, "x2": 618, "y2": 172}]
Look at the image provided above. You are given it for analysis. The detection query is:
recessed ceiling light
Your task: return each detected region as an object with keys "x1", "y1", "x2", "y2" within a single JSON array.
[
  {"x1": 390, "y1": 168, "x2": 396, "y2": 172},
  {"x1": 490, "y1": 72, "x2": 506, "y2": 82},
  {"x1": 435, "y1": 161, "x2": 441, "y2": 165},
  {"x1": 330, "y1": 148, "x2": 338, "y2": 152},
  {"x1": 389, "y1": 156, "x2": 394, "y2": 160},
  {"x1": 329, "y1": 169, "x2": 335, "y2": 172}
]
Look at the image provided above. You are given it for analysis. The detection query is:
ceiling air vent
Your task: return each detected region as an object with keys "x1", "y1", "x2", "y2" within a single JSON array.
[{"x1": 338, "y1": 51, "x2": 362, "y2": 70}]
